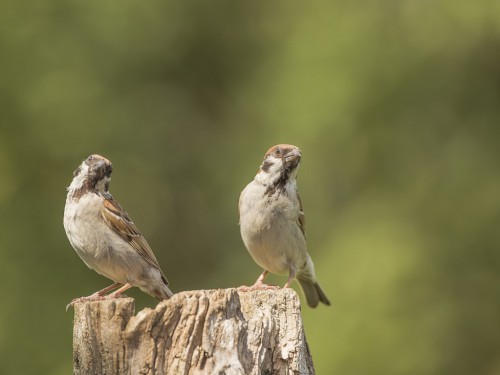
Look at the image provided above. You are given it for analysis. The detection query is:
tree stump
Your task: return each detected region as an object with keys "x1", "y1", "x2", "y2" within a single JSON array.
[{"x1": 72, "y1": 288, "x2": 315, "y2": 375}]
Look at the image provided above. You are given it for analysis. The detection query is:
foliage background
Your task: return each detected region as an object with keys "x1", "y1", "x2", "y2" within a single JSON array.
[{"x1": 1, "y1": 1, "x2": 499, "y2": 374}]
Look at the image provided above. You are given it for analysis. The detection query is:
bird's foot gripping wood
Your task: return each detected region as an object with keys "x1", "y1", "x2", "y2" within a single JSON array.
[
  {"x1": 66, "y1": 282, "x2": 131, "y2": 311},
  {"x1": 238, "y1": 270, "x2": 280, "y2": 291}
]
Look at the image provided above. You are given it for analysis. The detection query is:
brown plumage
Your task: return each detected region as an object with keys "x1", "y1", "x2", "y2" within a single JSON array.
[
  {"x1": 239, "y1": 144, "x2": 330, "y2": 307},
  {"x1": 64, "y1": 154, "x2": 173, "y2": 309}
]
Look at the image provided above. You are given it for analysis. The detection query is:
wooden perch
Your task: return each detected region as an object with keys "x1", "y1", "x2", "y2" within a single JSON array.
[{"x1": 73, "y1": 288, "x2": 315, "y2": 375}]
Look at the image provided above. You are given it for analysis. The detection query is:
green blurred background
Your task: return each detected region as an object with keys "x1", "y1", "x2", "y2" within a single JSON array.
[{"x1": 1, "y1": 1, "x2": 499, "y2": 374}]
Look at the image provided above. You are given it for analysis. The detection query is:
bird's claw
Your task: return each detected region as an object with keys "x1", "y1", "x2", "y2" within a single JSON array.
[
  {"x1": 65, "y1": 294, "x2": 105, "y2": 311},
  {"x1": 66, "y1": 292, "x2": 130, "y2": 311}
]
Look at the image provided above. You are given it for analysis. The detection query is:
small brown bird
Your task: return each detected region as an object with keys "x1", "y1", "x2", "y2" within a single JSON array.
[
  {"x1": 64, "y1": 154, "x2": 173, "y2": 309},
  {"x1": 238, "y1": 144, "x2": 330, "y2": 307}
]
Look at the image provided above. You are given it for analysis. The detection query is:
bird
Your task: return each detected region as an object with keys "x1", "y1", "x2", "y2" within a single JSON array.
[
  {"x1": 238, "y1": 144, "x2": 330, "y2": 308},
  {"x1": 64, "y1": 154, "x2": 173, "y2": 310}
]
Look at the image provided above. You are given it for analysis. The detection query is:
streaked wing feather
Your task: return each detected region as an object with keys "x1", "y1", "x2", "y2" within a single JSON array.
[
  {"x1": 297, "y1": 190, "x2": 306, "y2": 239},
  {"x1": 100, "y1": 194, "x2": 168, "y2": 283}
]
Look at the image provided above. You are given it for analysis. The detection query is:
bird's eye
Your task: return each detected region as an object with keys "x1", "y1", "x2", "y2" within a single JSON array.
[
  {"x1": 87, "y1": 155, "x2": 93, "y2": 161},
  {"x1": 274, "y1": 147, "x2": 281, "y2": 156}
]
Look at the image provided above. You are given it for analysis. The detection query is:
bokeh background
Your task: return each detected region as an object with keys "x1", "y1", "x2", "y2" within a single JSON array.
[{"x1": 1, "y1": 1, "x2": 500, "y2": 374}]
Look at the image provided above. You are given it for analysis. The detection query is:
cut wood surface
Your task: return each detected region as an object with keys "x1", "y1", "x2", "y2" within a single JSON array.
[{"x1": 73, "y1": 288, "x2": 315, "y2": 375}]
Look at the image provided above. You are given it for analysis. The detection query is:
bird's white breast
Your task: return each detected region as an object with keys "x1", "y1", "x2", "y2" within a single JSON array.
[
  {"x1": 239, "y1": 179, "x2": 306, "y2": 275},
  {"x1": 64, "y1": 193, "x2": 110, "y2": 264}
]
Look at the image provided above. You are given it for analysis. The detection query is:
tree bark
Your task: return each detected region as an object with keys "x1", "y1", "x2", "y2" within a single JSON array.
[{"x1": 73, "y1": 288, "x2": 315, "y2": 375}]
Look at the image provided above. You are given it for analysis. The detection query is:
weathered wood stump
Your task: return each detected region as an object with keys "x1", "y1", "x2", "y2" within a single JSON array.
[{"x1": 72, "y1": 288, "x2": 314, "y2": 375}]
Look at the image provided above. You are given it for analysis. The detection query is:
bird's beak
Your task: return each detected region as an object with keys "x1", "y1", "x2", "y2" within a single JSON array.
[
  {"x1": 285, "y1": 148, "x2": 301, "y2": 167},
  {"x1": 93, "y1": 159, "x2": 113, "y2": 179}
]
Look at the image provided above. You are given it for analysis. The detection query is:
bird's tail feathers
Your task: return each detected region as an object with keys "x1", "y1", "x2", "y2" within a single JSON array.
[
  {"x1": 297, "y1": 276, "x2": 331, "y2": 308},
  {"x1": 142, "y1": 274, "x2": 174, "y2": 301},
  {"x1": 296, "y1": 254, "x2": 331, "y2": 307}
]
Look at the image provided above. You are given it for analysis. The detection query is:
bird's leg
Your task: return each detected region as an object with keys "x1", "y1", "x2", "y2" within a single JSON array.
[
  {"x1": 253, "y1": 270, "x2": 270, "y2": 287},
  {"x1": 96, "y1": 282, "x2": 123, "y2": 296},
  {"x1": 238, "y1": 270, "x2": 279, "y2": 291},
  {"x1": 106, "y1": 283, "x2": 133, "y2": 299},
  {"x1": 283, "y1": 266, "x2": 297, "y2": 288},
  {"x1": 66, "y1": 282, "x2": 123, "y2": 311}
]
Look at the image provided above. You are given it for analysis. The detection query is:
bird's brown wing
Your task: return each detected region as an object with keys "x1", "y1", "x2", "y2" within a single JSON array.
[
  {"x1": 100, "y1": 193, "x2": 168, "y2": 284},
  {"x1": 297, "y1": 190, "x2": 306, "y2": 240}
]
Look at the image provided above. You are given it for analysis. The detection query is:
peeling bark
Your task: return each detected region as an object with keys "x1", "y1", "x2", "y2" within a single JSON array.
[{"x1": 73, "y1": 288, "x2": 315, "y2": 375}]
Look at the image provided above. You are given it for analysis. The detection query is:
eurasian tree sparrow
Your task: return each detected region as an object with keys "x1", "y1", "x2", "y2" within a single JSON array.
[
  {"x1": 238, "y1": 144, "x2": 330, "y2": 308},
  {"x1": 64, "y1": 155, "x2": 173, "y2": 309}
]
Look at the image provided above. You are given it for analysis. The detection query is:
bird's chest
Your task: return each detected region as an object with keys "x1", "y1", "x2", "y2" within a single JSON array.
[
  {"x1": 64, "y1": 194, "x2": 109, "y2": 258},
  {"x1": 240, "y1": 183, "x2": 299, "y2": 243}
]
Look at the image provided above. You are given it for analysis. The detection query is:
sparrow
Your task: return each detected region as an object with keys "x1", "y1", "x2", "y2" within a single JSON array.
[
  {"x1": 64, "y1": 154, "x2": 173, "y2": 310},
  {"x1": 238, "y1": 144, "x2": 330, "y2": 308}
]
